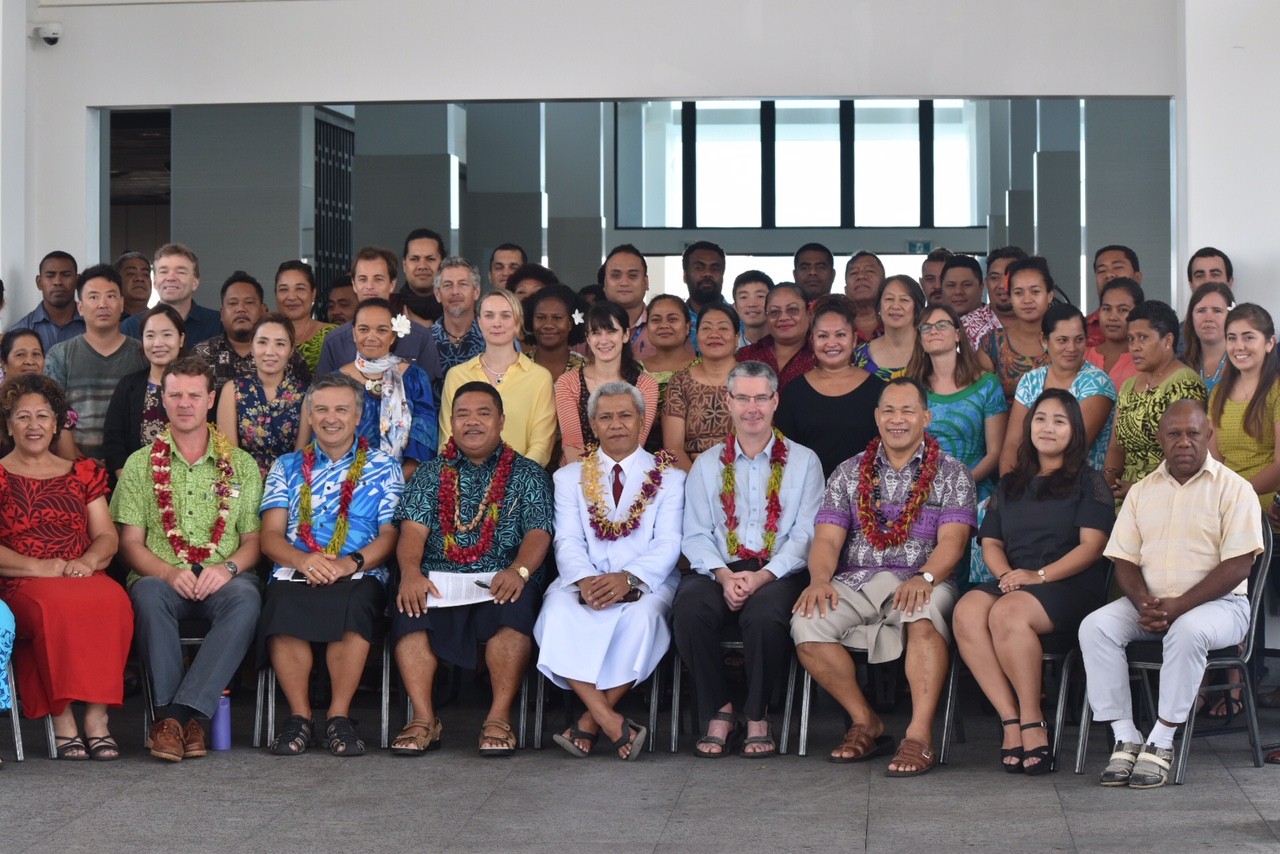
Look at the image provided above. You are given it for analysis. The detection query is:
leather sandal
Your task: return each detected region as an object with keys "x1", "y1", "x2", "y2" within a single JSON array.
[
  {"x1": 390, "y1": 718, "x2": 442, "y2": 756},
  {"x1": 829, "y1": 724, "x2": 895, "y2": 764},
  {"x1": 55, "y1": 734, "x2": 90, "y2": 761},
  {"x1": 269, "y1": 715, "x2": 314, "y2": 756},
  {"x1": 884, "y1": 736, "x2": 936, "y2": 777},
  {"x1": 325, "y1": 715, "x2": 366, "y2": 757},
  {"x1": 694, "y1": 710, "x2": 740, "y2": 758},
  {"x1": 478, "y1": 719, "x2": 517, "y2": 757},
  {"x1": 87, "y1": 734, "x2": 121, "y2": 762}
]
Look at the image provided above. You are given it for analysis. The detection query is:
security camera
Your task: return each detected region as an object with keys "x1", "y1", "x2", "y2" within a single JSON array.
[{"x1": 29, "y1": 22, "x2": 63, "y2": 46}]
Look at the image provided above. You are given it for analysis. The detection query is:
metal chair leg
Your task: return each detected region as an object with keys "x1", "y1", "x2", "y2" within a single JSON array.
[
  {"x1": 779, "y1": 654, "x2": 797, "y2": 755},
  {"x1": 266, "y1": 668, "x2": 277, "y2": 748},
  {"x1": 533, "y1": 673, "x2": 546, "y2": 749},
  {"x1": 647, "y1": 664, "x2": 660, "y2": 752},
  {"x1": 939, "y1": 654, "x2": 960, "y2": 765},
  {"x1": 6, "y1": 664, "x2": 22, "y2": 762},
  {"x1": 1074, "y1": 689, "x2": 1093, "y2": 774},
  {"x1": 253, "y1": 668, "x2": 265, "y2": 749},
  {"x1": 380, "y1": 639, "x2": 392, "y2": 750},
  {"x1": 798, "y1": 670, "x2": 813, "y2": 757},
  {"x1": 517, "y1": 670, "x2": 529, "y2": 749},
  {"x1": 669, "y1": 653, "x2": 682, "y2": 753},
  {"x1": 43, "y1": 714, "x2": 56, "y2": 759},
  {"x1": 1051, "y1": 652, "x2": 1077, "y2": 771}
]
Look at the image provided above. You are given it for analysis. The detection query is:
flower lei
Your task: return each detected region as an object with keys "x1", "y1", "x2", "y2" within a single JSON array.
[
  {"x1": 720, "y1": 428, "x2": 788, "y2": 561},
  {"x1": 581, "y1": 447, "x2": 676, "y2": 540},
  {"x1": 296, "y1": 437, "x2": 369, "y2": 555},
  {"x1": 438, "y1": 438, "x2": 517, "y2": 564},
  {"x1": 855, "y1": 434, "x2": 942, "y2": 550},
  {"x1": 151, "y1": 427, "x2": 236, "y2": 566}
]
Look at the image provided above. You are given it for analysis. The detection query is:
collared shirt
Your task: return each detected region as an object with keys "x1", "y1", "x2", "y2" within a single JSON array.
[
  {"x1": 110, "y1": 426, "x2": 264, "y2": 586},
  {"x1": 735, "y1": 336, "x2": 816, "y2": 393},
  {"x1": 1084, "y1": 309, "x2": 1105, "y2": 348},
  {"x1": 261, "y1": 441, "x2": 404, "y2": 586},
  {"x1": 817, "y1": 441, "x2": 977, "y2": 592},
  {"x1": 961, "y1": 304, "x2": 1002, "y2": 351},
  {"x1": 316, "y1": 316, "x2": 444, "y2": 384},
  {"x1": 393, "y1": 444, "x2": 554, "y2": 579},
  {"x1": 192, "y1": 334, "x2": 312, "y2": 388},
  {"x1": 682, "y1": 434, "x2": 825, "y2": 579},
  {"x1": 431, "y1": 318, "x2": 486, "y2": 374},
  {"x1": 1105, "y1": 455, "x2": 1263, "y2": 598},
  {"x1": 438, "y1": 354, "x2": 556, "y2": 466},
  {"x1": 550, "y1": 446, "x2": 685, "y2": 591},
  {"x1": 121, "y1": 302, "x2": 224, "y2": 347},
  {"x1": 9, "y1": 303, "x2": 85, "y2": 354}
]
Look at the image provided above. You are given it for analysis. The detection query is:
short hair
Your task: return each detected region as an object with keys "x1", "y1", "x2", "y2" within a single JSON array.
[
  {"x1": 1093, "y1": 244, "x2": 1140, "y2": 273},
  {"x1": 1100, "y1": 276, "x2": 1145, "y2": 306},
  {"x1": 682, "y1": 240, "x2": 725, "y2": 271},
  {"x1": 402, "y1": 227, "x2": 449, "y2": 259},
  {"x1": 940, "y1": 254, "x2": 983, "y2": 282},
  {"x1": 433, "y1": 256, "x2": 482, "y2": 290},
  {"x1": 579, "y1": 283, "x2": 605, "y2": 302},
  {"x1": 1126, "y1": 299, "x2": 1180, "y2": 348},
  {"x1": 523, "y1": 284, "x2": 584, "y2": 344},
  {"x1": 925, "y1": 247, "x2": 954, "y2": 264},
  {"x1": 351, "y1": 246, "x2": 399, "y2": 282},
  {"x1": 848, "y1": 250, "x2": 886, "y2": 277},
  {"x1": 453, "y1": 380, "x2": 504, "y2": 414},
  {"x1": 329, "y1": 276, "x2": 354, "y2": 292},
  {"x1": 75, "y1": 263, "x2": 123, "y2": 299},
  {"x1": 727, "y1": 360, "x2": 779, "y2": 397},
  {"x1": 507, "y1": 263, "x2": 559, "y2": 290},
  {"x1": 587, "y1": 380, "x2": 645, "y2": 421},
  {"x1": 1041, "y1": 302, "x2": 1086, "y2": 338},
  {"x1": 305, "y1": 370, "x2": 364, "y2": 412},
  {"x1": 40, "y1": 250, "x2": 78, "y2": 272},
  {"x1": 605, "y1": 243, "x2": 647, "y2": 274},
  {"x1": 793, "y1": 242, "x2": 834, "y2": 268},
  {"x1": 0, "y1": 374, "x2": 68, "y2": 436},
  {"x1": 697, "y1": 301, "x2": 741, "y2": 332},
  {"x1": 140, "y1": 304, "x2": 188, "y2": 353},
  {"x1": 113, "y1": 250, "x2": 150, "y2": 272},
  {"x1": 732, "y1": 270, "x2": 775, "y2": 298},
  {"x1": 1006, "y1": 256, "x2": 1055, "y2": 291},
  {"x1": 877, "y1": 275, "x2": 926, "y2": 323},
  {"x1": 252, "y1": 312, "x2": 296, "y2": 347},
  {"x1": 154, "y1": 243, "x2": 200, "y2": 278},
  {"x1": 985, "y1": 245, "x2": 1028, "y2": 266},
  {"x1": 275, "y1": 260, "x2": 316, "y2": 290},
  {"x1": 220, "y1": 270, "x2": 264, "y2": 302},
  {"x1": 479, "y1": 288, "x2": 524, "y2": 330},
  {"x1": 162, "y1": 355, "x2": 216, "y2": 394},
  {"x1": 0, "y1": 329, "x2": 42, "y2": 363},
  {"x1": 1187, "y1": 246, "x2": 1233, "y2": 281},
  {"x1": 878, "y1": 376, "x2": 930, "y2": 408},
  {"x1": 489, "y1": 243, "x2": 527, "y2": 269}
]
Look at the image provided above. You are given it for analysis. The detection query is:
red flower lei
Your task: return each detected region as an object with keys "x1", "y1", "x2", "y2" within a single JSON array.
[
  {"x1": 296, "y1": 438, "x2": 369, "y2": 555},
  {"x1": 582, "y1": 448, "x2": 676, "y2": 540},
  {"x1": 438, "y1": 439, "x2": 517, "y2": 564},
  {"x1": 720, "y1": 429, "x2": 788, "y2": 561},
  {"x1": 855, "y1": 435, "x2": 942, "y2": 550},
  {"x1": 151, "y1": 427, "x2": 236, "y2": 566}
]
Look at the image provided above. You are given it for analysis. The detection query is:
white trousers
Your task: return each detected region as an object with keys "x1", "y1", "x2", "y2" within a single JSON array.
[{"x1": 1079, "y1": 593, "x2": 1249, "y2": 725}]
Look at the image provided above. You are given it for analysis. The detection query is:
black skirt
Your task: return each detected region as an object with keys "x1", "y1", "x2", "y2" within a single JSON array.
[
  {"x1": 256, "y1": 577, "x2": 386, "y2": 666},
  {"x1": 390, "y1": 583, "x2": 542, "y2": 669}
]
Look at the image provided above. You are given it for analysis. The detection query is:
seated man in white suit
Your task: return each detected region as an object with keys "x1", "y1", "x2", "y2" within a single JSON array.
[{"x1": 534, "y1": 381, "x2": 684, "y2": 760}]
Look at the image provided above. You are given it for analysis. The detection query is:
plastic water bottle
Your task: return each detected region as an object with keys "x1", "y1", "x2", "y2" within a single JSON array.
[{"x1": 211, "y1": 689, "x2": 232, "y2": 750}]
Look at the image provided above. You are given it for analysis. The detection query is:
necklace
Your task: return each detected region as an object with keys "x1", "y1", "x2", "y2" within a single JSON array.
[
  {"x1": 1201, "y1": 351, "x2": 1227, "y2": 386},
  {"x1": 296, "y1": 438, "x2": 369, "y2": 555},
  {"x1": 581, "y1": 448, "x2": 675, "y2": 540},
  {"x1": 479, "y1": 354, "x2": 510, "y2": 385},
  {"x1": 855, "y1": 435, "x2": 942, "y2": 550},
  {"x1": 150, "y1": 427, "x2": 236, "y2": 565},
  {"x1": 720, "y1": 429, "x2": 788, "y2": 561},
  {"x1": 437, "y1": 439, "x2": 517, "y2": 564}
]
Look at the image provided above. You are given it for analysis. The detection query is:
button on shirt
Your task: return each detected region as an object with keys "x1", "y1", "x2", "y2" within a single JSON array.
[
  {"x1": 682, "y1": 435, "x2": 825, "y2": 579},
  {"x1": 1105, "y1": 455, "x2": 1263, "y2": 599}
]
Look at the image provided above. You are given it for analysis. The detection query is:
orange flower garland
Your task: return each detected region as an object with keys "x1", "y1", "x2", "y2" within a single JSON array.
[{"x1": 855, "y1": 435, "x2": 942, "y2": 550}]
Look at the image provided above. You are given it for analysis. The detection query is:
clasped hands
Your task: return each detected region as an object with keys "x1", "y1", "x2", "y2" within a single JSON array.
[
  {"x1": 714, "y1": 567, "x2": 774, "y2": 612},
  {"x1": 997, "y1": 569, "x2": 1043, "y2": 593},
  {"x1": 296, "y1": 553, "x2": 359, "y2": 587},
  {"x1": 42, "y1": 557, "x2": 95, "y2": 579},
  {"x1": 579, "y1": 572, "x2": 632, "y2": 610},
  {"x1": 169, "y1": 562, "x2": 236, "y2": 600},
  {"x1": 1136, "y1": 595, "x2": 1185, "y2": 633}
]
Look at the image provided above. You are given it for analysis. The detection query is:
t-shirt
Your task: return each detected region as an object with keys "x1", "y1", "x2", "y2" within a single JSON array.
[
  {"x1": 1210, "y1": 383, "x2": 1280, "y2": 515},
  {"x1": 927, "y1": 372, "x2": 1008, "y2": 500},
  {"x1": 45, "y1": 335, "x2": 148, "y2": 463},
  {"x1": 1014, "y1": 363, "x2": 1117, "y2": 471}
]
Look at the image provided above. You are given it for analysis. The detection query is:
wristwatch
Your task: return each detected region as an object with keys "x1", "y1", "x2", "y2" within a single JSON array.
[
  {"x1": 624, "y1": 571, "x2": 641, "y2": 590},
  {"x1": 225, "y1": 561, "x2": 240, "y2": 578},
  {"x1": 513, "y1": 565, "x2": 531, "y2": 581},
  {"x1": 350, "y1": 552, "x2": 366, "y2": 571},
  {"x1": 915, "y1": 571, "x2": 936, "y2": 585}
]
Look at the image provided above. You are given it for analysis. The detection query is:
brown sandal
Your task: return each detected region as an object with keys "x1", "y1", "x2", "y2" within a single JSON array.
[
  {"x1": 885, "y1": 736, "x2": 937, "y2": 777},
  {"x1": 828, "y1": 724, "x2": 895, "y2": 764},
  {"x1": 479, "y1": 718, "x2": 516, "y2": 757},
  {"x1": 390, "y1": 718, "x2": 442, "y2": 756}
]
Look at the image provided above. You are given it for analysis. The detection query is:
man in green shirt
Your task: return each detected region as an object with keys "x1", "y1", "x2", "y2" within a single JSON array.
[{"x1": 111, "y1": 355, "x2": 263, "y2": 762}]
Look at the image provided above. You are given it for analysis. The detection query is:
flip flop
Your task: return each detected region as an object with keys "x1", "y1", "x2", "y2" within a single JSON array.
[
  {"x1": 607, "y1": 718, "x2": 647, "y2": 761},
  {"x1": 552, "y1": 726, "x2": 599, "y2": 758}
]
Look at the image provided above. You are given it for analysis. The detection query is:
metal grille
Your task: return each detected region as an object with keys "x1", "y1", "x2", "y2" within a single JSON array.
[{"x1": 314, "y1": 113, "x2": 354, "y2": 308}]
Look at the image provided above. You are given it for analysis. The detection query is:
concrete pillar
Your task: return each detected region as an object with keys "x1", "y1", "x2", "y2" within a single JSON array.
[
  {"x1": 352, "y1": 104, "x2": 462, "y2": 261},
  {"x1": 462, "y1": 102, "x2": 546, "y2": 272},
  {"x1": 170, "y1": 105, "x2": 316, "y2": 310},
  {"x1": 1034, "y1": 99, "x2": 1082, "y2": 304},
  {"x1": 982, "y1": 100, "x2": 1009, "y2": 250},
  {"x1": 1005, "y1": 99, "x2": 1037, "y2": 254},
  {"x1": 1083, "y1": 98, "x2": 1173, "y2": 307},
  {"x1": 546, "y1": 102, "x2": 605, "y2": 288}
]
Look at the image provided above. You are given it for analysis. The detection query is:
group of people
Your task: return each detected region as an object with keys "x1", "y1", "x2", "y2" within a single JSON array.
[{"x1": 0, "y1": 232, "x2": 1274, "y2": 791}]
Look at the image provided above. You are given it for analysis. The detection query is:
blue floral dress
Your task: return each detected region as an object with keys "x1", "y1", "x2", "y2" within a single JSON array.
[
  {"x1": 0, "y1": 600, "x2": 13, "y2": 711},
  {"x1": 357, "y1": 363, "x2": 437, "y2": 464},
  {"x1": 234, "y1": 374, "x2": 308, "y2": 477}
]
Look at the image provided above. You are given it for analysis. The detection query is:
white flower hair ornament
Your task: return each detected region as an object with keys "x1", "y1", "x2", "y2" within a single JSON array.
[{"x1": 391, "y1": 314, "x2": 412, "y2": 338}]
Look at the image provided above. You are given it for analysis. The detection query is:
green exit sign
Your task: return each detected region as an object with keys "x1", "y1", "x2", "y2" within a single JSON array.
[{"x1": 908, "y1": 240, "x2": 932, "y2": 254}]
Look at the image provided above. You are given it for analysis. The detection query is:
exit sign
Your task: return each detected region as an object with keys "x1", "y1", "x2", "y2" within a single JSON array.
[{"x1": 908, "y1": 240, "x2": 932, "y2": 254}]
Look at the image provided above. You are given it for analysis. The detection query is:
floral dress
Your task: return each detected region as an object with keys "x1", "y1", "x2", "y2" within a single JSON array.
[
  {"x1": 234, "y1": 374, "x2": 308, "y2": 477},
  {"x1": 1114, "y1": 366, "x2": 1207, "y2": 484}
]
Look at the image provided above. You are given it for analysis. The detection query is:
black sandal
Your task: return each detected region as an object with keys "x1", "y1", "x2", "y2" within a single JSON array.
[
  {"x1": 269, "y1": 715, "x2": 314, "y2": 756},
  {"x1": 1021, "y1": 721, "x2": 1053, "y2": 776},
  {"x1": 87, "y1": 734, "x2": 121, "y2": 762},
  {"x1": 325, "y1": 715, "x2": 366, "y2": 757},
  {"x1": 694, "y1": 711, "x2": 741, "y2": 759},
  {"x1": 55, "y1": 734, "x2": 90, "y2": 761},
  {"x1": 1000, "y1": 718, "x2": 1024, "y2": 773}
]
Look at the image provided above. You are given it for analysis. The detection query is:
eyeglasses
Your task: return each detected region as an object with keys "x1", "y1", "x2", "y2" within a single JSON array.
[
  {"x1": 918, "y1": 319, "x2": 956, "y2": 334},
  {"x1": 766, "y1": 305, "x2": 804, "y2": 320},
  {"x1": 729, "y1": 393, "x2": 775, "y2": 406}
]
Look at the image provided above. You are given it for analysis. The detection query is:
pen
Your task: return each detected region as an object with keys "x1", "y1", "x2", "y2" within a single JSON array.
[{"x1": 474, "y1": 580, "x2": 491, "y2": 589}]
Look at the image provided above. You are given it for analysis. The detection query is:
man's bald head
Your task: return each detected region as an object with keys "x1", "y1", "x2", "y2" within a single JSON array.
[{"x1": 1158, "y1": 399, "x2": 1212, "y2": 483}]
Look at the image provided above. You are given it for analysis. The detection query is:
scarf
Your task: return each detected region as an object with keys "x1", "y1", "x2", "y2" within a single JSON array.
[{"x1": 355, "y1": 352, "x2": 411, "y2": 459}]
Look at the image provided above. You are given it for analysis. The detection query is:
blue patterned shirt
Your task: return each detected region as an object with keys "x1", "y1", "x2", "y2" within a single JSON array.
[
  {"x1": 394, "y1": 445, "x2": 554, "y2": 582},
  {"x1": 431, "y1": 318, "x2": 486, "y2": 374},
  {"x1": 1013, "y1": 363, "x2": 1117, "y2": 472},
  {"x1": 262, "y1": 441, "x2": 404, "y2": 586}
]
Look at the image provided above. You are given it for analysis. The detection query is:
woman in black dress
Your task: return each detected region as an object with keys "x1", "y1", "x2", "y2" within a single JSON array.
[{"x1": 952, "y1": 388, "x2": 1114, "y2": 775}]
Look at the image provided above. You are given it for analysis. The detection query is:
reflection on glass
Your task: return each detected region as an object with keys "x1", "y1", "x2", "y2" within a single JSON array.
[
  {"x1": 695, "y1": 100, "x2": 761, "y2": 228},
  {"x1": 615, "y1": 101, "x2": 682, "y2": 228},
  {"x1": 854, "y1": 99, "x2": 920, "y2": 227},
  {"x1": 934, "y1": 99, "x2": 978, "y2": 227},
  {"x1": 776, "y1": 99, "x2": 841, "y2": 227}
]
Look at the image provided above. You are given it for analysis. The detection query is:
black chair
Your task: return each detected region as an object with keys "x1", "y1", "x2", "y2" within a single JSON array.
[{"x1": 1074, "y1": 518, "x2": 1273, "y2": 783}]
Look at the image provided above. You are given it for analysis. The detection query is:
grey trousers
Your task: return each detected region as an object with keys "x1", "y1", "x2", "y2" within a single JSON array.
[
  {"x1": 1079, "y1": 593, "x2": 1249, "y2": 725},
  {"x1": 131, "y1": 574, "x2": 262, "y2": 719}
]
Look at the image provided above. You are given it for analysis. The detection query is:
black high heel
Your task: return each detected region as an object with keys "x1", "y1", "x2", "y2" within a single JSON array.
[
  {"x1": 1000, "y1": 718, "x2": 1023, "y2": 773},
  {"x1": 1020, "y1": 720, "x2": 1053, "y2": 775}
]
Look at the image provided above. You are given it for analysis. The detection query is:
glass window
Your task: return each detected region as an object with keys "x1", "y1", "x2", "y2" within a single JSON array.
[
  {"x1": 934, "y1": 99, "x2": 979, "y2": 227},
  {"x1": 695, "y1": 100, "x2": 761, "y2": 228},
  {"x1": 775, "y1": 100, "x2": 841, "y2": 227},
  {"x1": 853, "y1": 99, "x2": 920, "y2": 227},
  {"x1": 614, "y1": 101, "x2": 682, "y2": 228}
]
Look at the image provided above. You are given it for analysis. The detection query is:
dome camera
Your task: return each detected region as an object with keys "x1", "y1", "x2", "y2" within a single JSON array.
[{"x1": 29, "y1": 22, "x2": 64, "y2": 46}]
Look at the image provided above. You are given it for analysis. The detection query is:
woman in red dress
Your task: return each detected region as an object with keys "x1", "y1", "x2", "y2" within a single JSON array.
[{"x1": 0, "y1": 375, "x2": 132, "y2": 760}]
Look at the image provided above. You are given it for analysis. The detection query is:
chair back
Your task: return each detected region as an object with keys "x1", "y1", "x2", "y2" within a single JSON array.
[{"x1": 1237, "y1": 511, "x2": 1274, "y2": 664}]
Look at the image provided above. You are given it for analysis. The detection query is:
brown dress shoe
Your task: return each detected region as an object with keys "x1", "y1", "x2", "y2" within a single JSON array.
[
  {"x1": 147, "y1": 718, "x2": 184, "y2": 762},
  {"x1": 183, "y1": 719, "x2": 208, "y2": 758}
]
